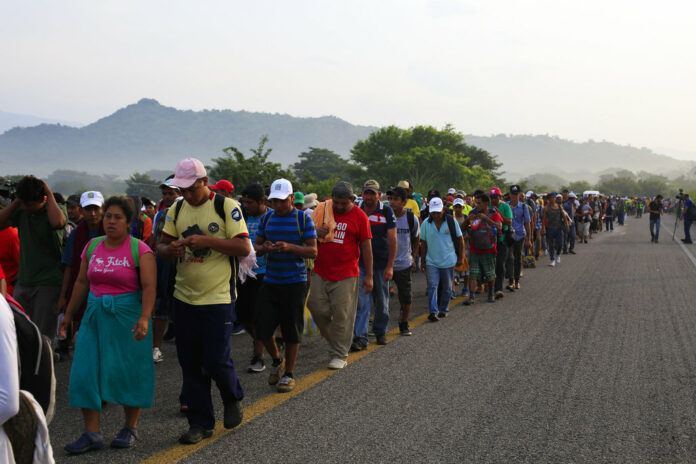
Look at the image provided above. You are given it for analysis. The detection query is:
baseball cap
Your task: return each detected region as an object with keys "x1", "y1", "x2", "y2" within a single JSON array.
[
  {"x1": 241, "y1": 183, "x2": 265, "y2": 201},
  {"x1": 447, "y1": 187, "x2": 456, "y2": 195},
  {"x1": 456, "y1": 190, "x2": 466, "y2": 198},
  {"x1": 489, "y1": 187, "x2": 502, "y2": 196},
  {"x1": 209, "y1": 179, "x2": 234, "y2": 193},
  {"x1": 80, "y1": 191, "x2": 104, "y2": 208},
  {"x1": 445, "y1": 195, "x2": 455, "y2": 203},
  {"x1": 387, "y1": 186, "x2": 407, "y2": 200},
  {"x1": 397, "y1": 180, "x2": 411, "y2": 190},
  {"x1": 159, "y1": 178, "x2": 180, "y2": 191},
  {"x1": 569, "y1": 192, "x2": 577, "y2": 198},
  {"x1": 453, "y1": 198, "x2": 465, "y2": 207},
  {"x1": 294, "y1": 191, "x2": 305, "y2": 204},
  {"x1": 525, "y1": 190, "x2": 534, "y2": 197},
  {"x1": 268, "y1": 179, "x2": 293, "y2": 200},
  {"x1": 171, "y1": 158, "x2": 207, "y2": 189},
  {"x1": 428, "y1": 197, "x2": 444, "y2": 213},
  {"x1": 510, "y1": 185, "x2": 521, "y2": 194},
  {"x1": 556, "y1": 194, "x2": 563, "y2": 198},
  {"x1": 66, "y1": 194, "x2": 81, "y2": 206},
  {"x1": 363, "y1": 179, "x2": 380, "y2": 193}
]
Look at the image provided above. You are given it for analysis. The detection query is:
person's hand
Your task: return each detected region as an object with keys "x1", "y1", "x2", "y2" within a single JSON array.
[
  {"x1": 170, "y1": 240, "x2": 187, "y2": 258},
  {"x1": 260, "y1": 241, "x2": 275, "y2": 254},
  {"x1": 272, "y1": 241, "x2": 291, "y2": 253},
  {"x1": 58, "y1": 314, "x2": 70, "y2": 339},
  {"x1": 316, "y1": 225, "x2": 329, "y2": 238},
  {"x1": 420, "y1": 261, "x2": 427, "y2": 273},
  {"x1": 362, "y1": 274, "x2": 374, "y2": 294},
  {"x1": 182, "y1": 235, "x2": 210, "y2": 251},
  {"x1": 412, "y1": 261, "x2": 418, "y2": 272},
  {"x1": 456, "y1": 259, "x2": 463, "y2": 268},
  {"x1": 525, "y1": 238, "x2": 532, "y2": 248},
  {"x1": 57, "y1": 295, "x2": 67, "y2": 315},
  {"x1": 541, "y1": 228, "x2": 546, "y2": 236},
  {"x1": 132, "y1": 317, "x2": 149, "y2": 341},
  {"x1": 383, "y1": 267, "x2": 393, "y2": 282}
]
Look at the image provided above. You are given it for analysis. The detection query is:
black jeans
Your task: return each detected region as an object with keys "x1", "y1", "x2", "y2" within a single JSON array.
[
  {"x1": 505, "y1": 238, "x2": 524, "y2": 283},
  {"x1": 494, "y1": 241, "x2": 509, "y2": 292}
]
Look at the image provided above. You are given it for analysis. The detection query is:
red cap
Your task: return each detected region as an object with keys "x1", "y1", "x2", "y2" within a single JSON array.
[
  {"x1": 489, "y1": 187, "x2": 502, "y2": 196},
  {"x1": 210, "y1": 179, "x2": 234, "y2": 193},
  {"x1": 445, "y1": 195, "x2": 455, "y2": 203}
]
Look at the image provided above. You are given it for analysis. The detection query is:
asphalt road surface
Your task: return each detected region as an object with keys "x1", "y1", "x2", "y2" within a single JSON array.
[{"x1": 48, "y1": 215, "x2": 696, "y2": 463}]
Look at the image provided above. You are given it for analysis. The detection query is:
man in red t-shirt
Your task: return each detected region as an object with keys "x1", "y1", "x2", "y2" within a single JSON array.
[
  {"x1": 0, "y1": 226, "x2": 19, "y2": 295},
  {"x1": 309, "y1": 181, "x2": 373, "y2": 370}
]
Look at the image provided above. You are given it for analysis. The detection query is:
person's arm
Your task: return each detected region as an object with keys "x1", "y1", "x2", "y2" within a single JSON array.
[
  {"x1": 420, "y1": 240, "x2": 428, "y2": 272},
  {"x1": 541, "y1": 207, "x2": 547, "y2": 235},
  {"x1": 42, "y1": 180, "x2": 66, "y2": 229},
  {"x1": 0, "y1": 198, "x2": 20, "y2": 230},
  {"x1": 180, "y1": 234, "x2": 251, "y2": 257},
  {"x1": 0, "y1": 296, "x2": 19, "y2": 425},
  {"x1": 0, "y1": 279, "x2": 6, "y2": 298},
  {"x1": 132, "y1": 251, "x2": 156, "y2": 341},
  {"x1": 383, "y1": 227, "x2": 397, "y2": 281},
  {"x1": 59, "y1": 259, "x2": 90, "y2": 337},
  {"x1": 360, "y1": 239, "x2": 373, "y2": 293},
  {"x1": 57, "y1": 265, "x2": 72, "y2": 315},
  {"x1": 272, "y1": 238, "x2": 318, "y2": 259}
]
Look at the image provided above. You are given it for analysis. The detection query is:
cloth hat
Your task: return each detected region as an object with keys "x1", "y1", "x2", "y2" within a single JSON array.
[
  {"x1": 453, "y1": 198, "x2": 465, "y2": 207},
  {"x1": 268, "y1": 179, "x2": 293, "y2": 200},
  {"x1": 159, "y1": 178, "x2": 180, "y2": 191},
  {"x1": 556, "y1": 194, "x2": 563, "y2": 198},
  {"x1": 569, "y1": 192, "x2": 577, "y2": 198},
  {"x1": 447, "y1": 188, "x2": 456, "y2": 195},
  {"x1": 525, "y1": 190, "x2": 534, "y2": 197},
  {"x1": 428, "y1": 197, "x2": 444, "y2": 213},
  {"x1": 363, "y1": 179, "x2": 380, "y2": 193},
  {"x1": 294, "y1": 191, "x2": 305, "y2": 204},
  {"x1": 80, "y1": 191, "x2": 104, "y2": 208},
  {"x1": 445, "y1": 195, "x2": 455, "y2": 203},
  {"x1": 397, "y1": 180, "x2": 411, "y2": 189},
  {"x1": 455, "y1": 190, "x2": 466, "y2": 198},
  {"x1": 304, "y1": 193, "x2": 318, "y2": 209},
  {"x1": 171, "y1": 158, "x2": 207, "y2": 189},
  {"x1": 210, "y1": 179, "x2": 234, "y2": 193},
  {"x1": 387, "y1": 186, "x2": 407, "y2": 200},
  {"x1": 510, "y1": 185, "x2": 521, "y2": 194},
  {"x1": 489, "y1": 187, "x2": 502, "y2": 196}
]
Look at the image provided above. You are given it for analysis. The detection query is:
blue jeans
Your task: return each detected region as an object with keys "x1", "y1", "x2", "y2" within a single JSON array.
[
  {"x1": 685, "y1": 219, "x2": 693, "y2": 242},
  {"x1": 353, "y1": 266, "x2": 390, "y2": 344},
  {"x1": 426, "y1": 265, "x2": 454, "y2": 314},
  {"x1": 563, "y1": 222, "x2": 576, "y2": 251},
  {"x1": 547, "y1": 228, "x2": 563, "y2": 261},
  {"x1": 649, "y1": 218, "x2": 660, "y2": 240}
]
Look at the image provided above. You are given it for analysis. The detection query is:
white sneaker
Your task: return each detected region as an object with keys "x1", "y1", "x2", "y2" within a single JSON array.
[
  {"x1": 548, "y1": 260, "x2": 555, "y2": 267},
  {"x1": 153, "y1": 347, "x2": 164, "y2": 363},
  {"x1": 556, "y1": 256, "x2": 561, "y2": 264},
  {"x1": 327, "y1": 358, "x2": 347, "y2": 370}
]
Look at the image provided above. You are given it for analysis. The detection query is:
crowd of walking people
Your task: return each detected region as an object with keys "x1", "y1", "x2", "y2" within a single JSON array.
[{"x1": 1, "y1": 159, "x2": 695, "y2": 462}]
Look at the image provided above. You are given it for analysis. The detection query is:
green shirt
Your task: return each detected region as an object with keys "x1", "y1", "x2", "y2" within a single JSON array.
[
  {"x1": 496, "y1": 202, "x2": 513, "y2": 243},
  {"x1": 10, "y1": 204, "x2": 66, "y2": 286}
]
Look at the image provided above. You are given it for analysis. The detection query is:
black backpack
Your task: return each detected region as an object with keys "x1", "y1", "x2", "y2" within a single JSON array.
[{"x1": 8, "y1": 298, "x2": 56, "y2": 424}]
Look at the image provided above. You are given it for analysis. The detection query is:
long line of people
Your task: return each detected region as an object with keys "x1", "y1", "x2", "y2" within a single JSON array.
[{"x1": 4, "y1": 162, "x2": 690, "y2": 461}]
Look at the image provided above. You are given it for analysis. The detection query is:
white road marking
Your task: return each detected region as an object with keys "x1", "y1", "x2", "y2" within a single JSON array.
[{"x1": 662, "y1": 222, "x2": 696, "y2": 269}]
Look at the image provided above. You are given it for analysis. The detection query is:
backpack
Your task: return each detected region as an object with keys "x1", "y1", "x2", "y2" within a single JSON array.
[
  {"x1": 427, "y1": 214, "x2": 461, "y2": 260},
  {"x1": 406, "y1": 210, "x2": 418, "y2": 242},
  {"x1": 7, "y1": 297, "x2": 56, "y2": 424},
  {"x1": 469, "y1": 209, "x2": 497, "y2": 251},
  {"x1": 686, "y1": 203, "x2": 696, "y2": 221},
  {"x1": 172, "y1": 193, "x2": 242, "y2": 288}
]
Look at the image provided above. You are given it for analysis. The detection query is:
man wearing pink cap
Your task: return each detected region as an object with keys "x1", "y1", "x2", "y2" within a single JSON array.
[{"x1": 158, "y1": 158, "x2": 251, "y2": 444}]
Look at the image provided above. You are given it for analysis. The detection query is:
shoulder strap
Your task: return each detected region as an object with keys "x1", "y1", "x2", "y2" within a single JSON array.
[
  {"x1": 262, "y1": 210, "x2": 274, "y2": 230},
  {"x1": 406, "y1": 211, "x2": 416, "y2": 239},
  {"x1": 85, "y1": 236, "x2": 106, "y2": 263},
  {"x1": 213, "y1": 193, "x2": 226, "y2": 222},
  {"x1": 173, "y1": 198, "x2": 185, "y2": 225},
  {"x1": 130, "y1": 236, "x2": 140, "y2": 268},
  {"x1": 445, "y1": 215, "x2": 458, "y2": 247},
  {"x1": 294, "y1": 209, "x2": 306, "y2": 242}
]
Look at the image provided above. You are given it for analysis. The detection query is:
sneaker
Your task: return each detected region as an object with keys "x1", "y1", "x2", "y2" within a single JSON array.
[
  {"x1": 350, "y1": 340, "x2": 367, "y2": 352},
  {"x1": 179, "y1": 426, "x2": 213, "y2": 445},
  {"x1": 461, "y1": 288, "x2": 469, "y2": 297},
  {"x1": 555, "y1": 256, "x2": 561, "y2": 264},
  {"x1": 111, "y1": 427, "x2": 138, "y2": 449},
  {"x1": 437, "y1": 312, "x2": 448, "y2": 319},
  {"x1": 328, "y1": 358, "x2": 347, "y2": 369},
  {"x1": 514, "y1": 281, "x2": 520, "y2": 290},
  {"x1": 247, "y1": 355, "x2": 266, "y2": 373},
  {"x1": 549, "y1": 260, "x2": 556, "y2": 267},
  {"x1": 65, "y1": 431, "x2": 105, "y2": 454},
  {"x1": 450, "y1": 289, "x2": 456, "y2": 299},
  {"x1": 399, "y1": 322, "x2": 412, "y2": 336},
  {"x1": 462, "y1": 297, "x2": 475, "y2": 306},
  {"x1": 277, "y1": 375, "x2": 295, "y2": 393},
  {"x1": 230, "y1": 326, "x2": 246, "y2": 336},
  {"x1": 427, "y1": 313, "x2": 439, "y2": 322},
  {"x1": 153, "y1": 347, "x2": 164, "y2": 364},
  {"x1": 495, "y1": 291, "x2": 504, "y2": 299},
  {"x1": 268, "y1": 358, "x2": 285, "y2": 385},
  {"x1": 569, "y1": 250, "x2": 576, "y2": 254},
  {"x1": 375, "y1": 334, "x2": 387, "y2": 345},
  {"x1": 223, "y1": 400, "x2": 243, "y2": 429},
  {"x1": 506, "y1": 284, "x2": 515, "y2": 292},
  {"x1": 487, "y1": 293, "x2": 495, "y2": 303},
  {"x1": 367, "y1": 329, "x2": 376, "y2": 338}
]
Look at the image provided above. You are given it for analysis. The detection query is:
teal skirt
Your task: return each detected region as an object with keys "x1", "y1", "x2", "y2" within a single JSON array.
[{"x1": 68, "y1": 291, "x2": 154, "y2": 410}]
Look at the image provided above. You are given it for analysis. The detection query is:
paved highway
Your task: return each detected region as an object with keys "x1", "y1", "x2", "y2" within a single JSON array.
[{"x1": 48, "y1": 215, "x2": 696, "y2": 463}]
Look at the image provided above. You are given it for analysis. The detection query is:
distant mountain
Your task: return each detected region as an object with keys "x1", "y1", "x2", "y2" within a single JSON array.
[
  {"x1": 0, "y1": 99, "x2": 377, "y2": 176},
  {"x1": 0, "y1": 110, "x2": 82, "y2": 134},
  {"x1": 466, "y1": 134, "x2": 695, "y2": 182}
]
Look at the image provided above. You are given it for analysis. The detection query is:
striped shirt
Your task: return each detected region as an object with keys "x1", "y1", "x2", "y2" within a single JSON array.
[{"x1": 257, "y1": 208, "x2": 316, "y2": 284}]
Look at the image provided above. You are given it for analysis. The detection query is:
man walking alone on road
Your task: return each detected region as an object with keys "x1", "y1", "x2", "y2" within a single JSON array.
[{"x1": 648, "y1": 195, "x2": 663, "y2": 243}]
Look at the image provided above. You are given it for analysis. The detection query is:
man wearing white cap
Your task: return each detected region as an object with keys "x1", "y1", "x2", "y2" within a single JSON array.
[
  {"x1": 158, "y1": 158, "x2": 251, "y2": 444},
  {"x1": 419, "y1": 197, "x2": 463, "y2": 320},
  {"x1": 56, "y1": 190, "x2": 105, "y2": 360}
]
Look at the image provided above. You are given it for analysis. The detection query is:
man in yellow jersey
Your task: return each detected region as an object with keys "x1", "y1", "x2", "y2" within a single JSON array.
[
  {"x1": 397, "y1": 180, "x2": 421, "y2": 217},
  {"x1": 159, "y1": 158, "x2": 251, "y2": 444}
]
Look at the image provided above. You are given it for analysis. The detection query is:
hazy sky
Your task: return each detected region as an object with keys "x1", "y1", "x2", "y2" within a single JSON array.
[{"x1": 2, "y1": 0, "x2": 695, "y2": 158}]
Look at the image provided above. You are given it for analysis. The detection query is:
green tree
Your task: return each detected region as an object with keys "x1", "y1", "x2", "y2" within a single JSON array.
[
  {"x1": 562, "y1": 180, "x2": 593, "y2": 194},
  {"x1": 350, "y1": 125, "x2": 500, "y2": 193},
  {"x1": 208, "y1": 135, "x2": 295, "y2": 190},
  {"x1": 125, "y1": 172, "x2": 161, "y2": 200},
  {"x1": 292, "y1": 147, "x2": 358, "y2": 184}
]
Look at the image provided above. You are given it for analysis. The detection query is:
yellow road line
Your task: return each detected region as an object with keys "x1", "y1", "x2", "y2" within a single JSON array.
[{"x1": 142, "y1": 296, "x2": 464, "y2": 464}]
